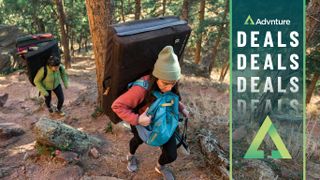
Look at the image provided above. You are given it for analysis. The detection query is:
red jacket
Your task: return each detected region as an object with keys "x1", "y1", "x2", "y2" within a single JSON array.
[{"x1": 111, "y1": 75, "x2": 186, "y2": 125}]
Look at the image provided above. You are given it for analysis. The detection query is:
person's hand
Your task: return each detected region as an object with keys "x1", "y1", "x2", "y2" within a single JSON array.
[
  {"x1": 138, "y1": 107, "x2": 152, "y2": 126},
  {"x1": 182, "y1": 108, "x2": 190, "y2": 118}
]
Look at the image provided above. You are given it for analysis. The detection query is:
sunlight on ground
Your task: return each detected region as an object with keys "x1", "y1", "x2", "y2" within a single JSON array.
[
  {"x1": 8, "y1": 141, "x2": 36, "y2": 156},
  {"x1": 180, "y1": 75, "x2": 208, "y2": 84},
  {"x1": 68, "y1": 69, "x2": 93, "y2": 74},
  {"x1": 307, "y1": 94, "x2": 320, "y2": 121},
  {"x1": 210, "y1": 69, "x2": 230, "y2": 84},
  {"x1": 0, "y1": 84, "x2": 9, "y2": 88}
]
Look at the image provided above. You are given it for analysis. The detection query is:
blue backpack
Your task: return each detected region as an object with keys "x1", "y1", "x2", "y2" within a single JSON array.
[{"x1": 129, "y1": 79, "x2": 179, "y2": 147}]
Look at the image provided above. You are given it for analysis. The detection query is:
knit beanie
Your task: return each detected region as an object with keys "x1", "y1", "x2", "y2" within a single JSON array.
[{"x1": 152, "y1": 46, "x2": 181, "y2": 81}]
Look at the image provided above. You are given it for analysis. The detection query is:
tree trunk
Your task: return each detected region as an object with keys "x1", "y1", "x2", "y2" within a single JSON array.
[
  {"x1": 306, "y1": 0, "x2": 320, "y2": 103},
  {"x1": 85, "y1": 0, "x2": 110, "y2": 107},
  {"x1": 195, "y1": 0, "x2": 205, "y2": 64},
  {"x1": 219, "y1": 55, "x2": 229, "y2": 82},
  {"x1": 135, "y1": 0, "x2": 141, "y2": 20},
  {"x1": 84, "y1": 38, "x2": 89, "y2": 52},
  {"x1": 120, "y1": 0, "x2": 126, "y2": 22},
  {"x1": 162, "y1": 0, "x2": 167, "y2": 16},
  {"x1": 70, "y1": 31, "x2": 75, "y2": 56},
  {"x1": 33, "y1": 17, "x2": 45, "y2": 33},
  {"x1": 181, "y1": 0, "x2": 189, "y2": 20},
  {"x1": 178, "y1": 0, "x2": 190, "y2": 66},
  {"x1": 208, "y1": 0, "x2": 229, "y2": 74},
  {"x1": 307, "y1": 72, "x2": 319, "y2": 104},
  {"x1": 77, "y1": 36, "x2": 82, "y2": 53},
  {"x1": 31, "y1": 0, "x2": 45, "y2": 33},
  {"x1": 55, "y1": 0, "x2": 71, "y2": 68}
]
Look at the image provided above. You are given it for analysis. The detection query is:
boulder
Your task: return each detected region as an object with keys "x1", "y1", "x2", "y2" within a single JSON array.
[
  {"x1": 0, "y1": 122, "x2": 25, "y2": 138},
  {"x1": 0, "y1": 25, "x2": 21, "y2": 48},
  {"x1": 0, "y1": 54, "x2": 11, "y2": 72},
  {"x1": 32, "y1": 117, "x2": 103, "y2": 154},
  {"x1": 48, "y1": 165, "x2": 83, "y2": 180},
  {"x1": 0, "y1": 25, "x2": 26, "y2": 72},
  {"x1": 199, "y1": 129, "x2": 229, "y2": 179}
]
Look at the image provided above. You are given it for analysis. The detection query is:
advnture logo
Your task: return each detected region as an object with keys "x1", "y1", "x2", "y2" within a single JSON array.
[
  {"x1": 244, "y1": 15, "x2": 291, "y2": 26},
  {"x1": 244, "y1": 116, "x2": 292, "y2": 159},
  {"x1": 244, "y1": 15, "x2": 255, "y2": 25}
]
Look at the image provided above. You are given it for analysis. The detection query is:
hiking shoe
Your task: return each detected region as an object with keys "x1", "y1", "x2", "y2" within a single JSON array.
[
  {"x1": 56, "y1": 110, "x2": 65, "y2": 116},
  {"x1": 126, "y1": 154, "x2": 138, "y2": 172},
  {"x1": 155, "y1": 164, "x2": 175, "y2": 180},
  {"x1": 48, "y1": 107, "x2": 54, "y2": 113}
]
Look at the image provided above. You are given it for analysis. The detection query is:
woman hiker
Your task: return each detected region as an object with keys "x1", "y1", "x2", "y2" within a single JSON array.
[
  {"x1": 112, "y1": 46, "x2": 189, "y2": 180},
  {"x1": 34, "y1": 55, "x2": 69, "y2": 116}
]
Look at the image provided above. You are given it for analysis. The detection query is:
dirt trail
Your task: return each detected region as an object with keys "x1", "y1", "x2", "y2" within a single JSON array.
[{"x1": 0, "y1": 57, "x2": 229, "y2": 180}]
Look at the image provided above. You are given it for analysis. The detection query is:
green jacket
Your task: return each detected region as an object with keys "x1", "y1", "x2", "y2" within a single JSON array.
[{"x1": 34, "y1": 65, "x2": 69, "y2": 96}]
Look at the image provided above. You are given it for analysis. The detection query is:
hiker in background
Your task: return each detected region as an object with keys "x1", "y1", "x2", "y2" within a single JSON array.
[
  {"x1": 112, "y1": 46, "x2": 189, "y2": 180},
  {"x1": 34, "y1": 56, "x2": 69, "y2": 116}
]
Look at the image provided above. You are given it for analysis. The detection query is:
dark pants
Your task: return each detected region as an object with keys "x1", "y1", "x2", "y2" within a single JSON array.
[
  {"x1": 44, "y1": 84, "x2": 64, "y2": 111},
  {"x1": 129, "y1": 125, "x2": 177, "y2": 166}
]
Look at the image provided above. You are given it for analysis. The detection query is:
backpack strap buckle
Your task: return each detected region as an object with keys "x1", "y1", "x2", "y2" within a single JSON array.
[{"x1": 161, "y1": 100, "x2": 174, "y2": 107}]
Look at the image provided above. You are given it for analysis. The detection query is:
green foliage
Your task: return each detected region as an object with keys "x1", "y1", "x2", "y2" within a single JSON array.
[
  {"x1": 104, "y1": 121, "x2": 113, "y2": 134},
  {"x1": 0, "y1": 0, "x2": 231, "y2": 68},
  {"x1": 35, "y1": 143, "x2": 58, "y2": 157}
]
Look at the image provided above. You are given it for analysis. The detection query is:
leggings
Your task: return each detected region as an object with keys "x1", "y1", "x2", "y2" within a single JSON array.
[
  {"x1": 129, "y1": 125, "x2": 177, "y2": 165},
  {"x1": 44, "y1": 84, "x2": 64, "y2": 111}
]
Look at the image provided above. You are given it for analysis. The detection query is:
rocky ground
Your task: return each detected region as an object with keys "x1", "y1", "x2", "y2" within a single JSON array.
[
  {"x1": 1, "y1": 56, "x2": 319, "y2": 180},
  {"x1": 0, "y1": 57, "x2": 230, "y2": 180}
]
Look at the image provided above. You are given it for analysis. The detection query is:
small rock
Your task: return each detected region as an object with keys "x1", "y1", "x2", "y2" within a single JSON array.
[
  {"x1": 26, "y1": 164, "x2": 39, "y2": 177},
  {"x1": 89, "y1": 147, "x2": 99, "y2": 159},
  {"x1": 0, "y1": 93, "x2": 8, "y2": 107},
  {"x1": 48, "y1": 165, "x2": 83, "y2": 180},
  {"x1": 23, "y1": 150, "x2": 38, "y2": 161},
  {"x1": 0, "y1": 167, "x2": 11, "y2": 178},
  {"x1": 54, "y1": 151, "x2": 80, "y2": 164},
  {"x1": 0, "y1": 123, "x2": 25, "y2": 138}
]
